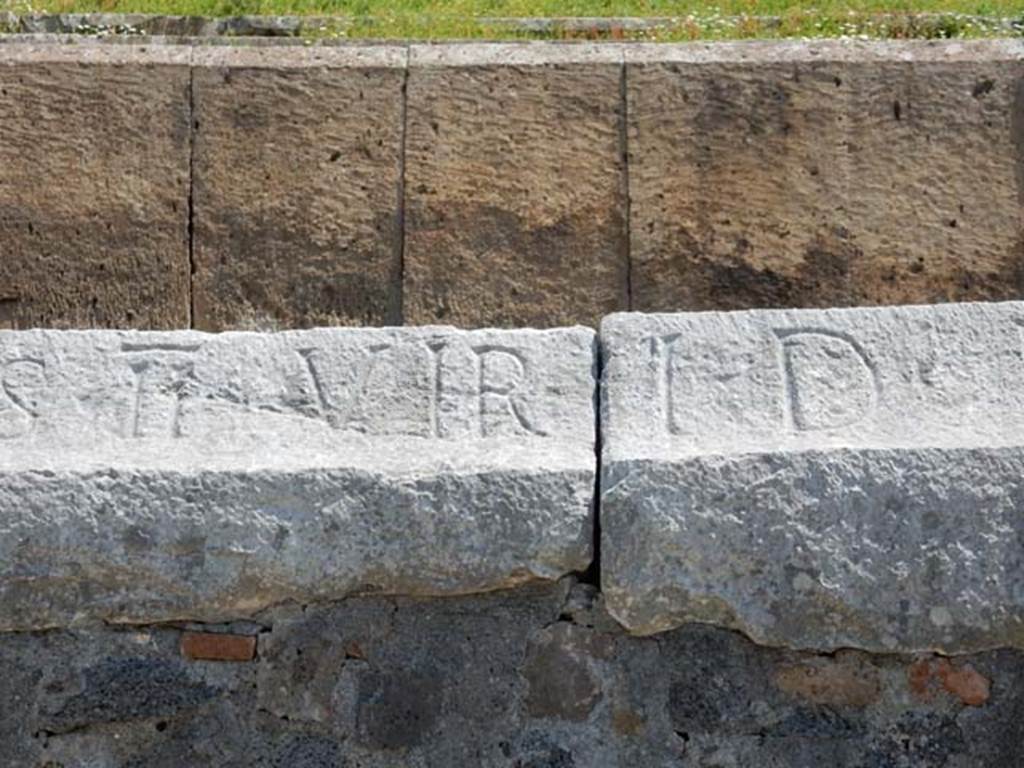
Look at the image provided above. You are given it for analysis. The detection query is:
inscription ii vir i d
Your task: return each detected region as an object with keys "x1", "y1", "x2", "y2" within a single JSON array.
[
  {"x1": 0, "y1": 339, "x2": 548, "y2": 440},
  {"x1": 645, "y1": 329, "x2": 881, "y2": 435}
]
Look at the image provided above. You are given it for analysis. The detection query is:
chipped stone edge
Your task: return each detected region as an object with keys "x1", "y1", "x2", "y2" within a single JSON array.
[
  {"x1": 622, "y1": 37, "x2": 1024, "y2": 64},
  {"x1": 1, "y1": 36, "x2": 1022, "y2": 67},
  {"x1": 409, "y1": 41, "x2": 625, "y2": 67},
  {"x1": 191, "y1": 40, "x2": 408, "y2": 68}
]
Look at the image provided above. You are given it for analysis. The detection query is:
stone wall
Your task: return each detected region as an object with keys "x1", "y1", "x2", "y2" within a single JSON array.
[
  {"x1": 1, "y1": 38, "x2": 1022, "y2": 330},
  {"x1": 6, "y1": 581, "x2": 1023, "y2": 767},
  {"x1": 3, "y1": 35, "x2": 1024, "y2": 768},
  {"x1": 3, "y1": 304, "x2": 1024, "y2": 765}
]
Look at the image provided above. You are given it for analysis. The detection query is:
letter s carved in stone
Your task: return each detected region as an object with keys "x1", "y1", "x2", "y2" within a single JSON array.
[{"x1": 0, "y1": 358, "x2": 45, "y2": 439}]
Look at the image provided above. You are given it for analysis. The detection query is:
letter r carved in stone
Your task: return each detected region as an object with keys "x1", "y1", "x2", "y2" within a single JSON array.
[{"x1": 472, "y1": 346, "x2": 545, "y2": 438}]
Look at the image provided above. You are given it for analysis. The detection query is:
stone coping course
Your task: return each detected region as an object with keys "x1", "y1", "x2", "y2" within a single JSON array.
[
  {"x1": 0, "y1": 325, "x2": 597, "y2": 630},
  {"x1": 601, "y1": 302, "x2": 1024, "y2": 654},
  {"x1": 3, "y1": 303, "x2": 1024, "y2": 658}
]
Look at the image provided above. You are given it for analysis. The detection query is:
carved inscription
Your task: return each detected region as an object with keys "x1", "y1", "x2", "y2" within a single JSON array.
[
  {"x1": 119, "y1": 343, "x2": 200, "y2": 438},
  {"x1": 647, "y1": 334, "x2": 683, "y2": 435},
  {"x1": 298, "y1": 344, "x2": 394, "y2": 432},
  {"x1": 104, "y1": 340, "x2": 549, "y2": 440},
  {"x1": 0, "y1": 331, "x2": 576, "y2": 443},
  {"x1": 643, "y1": 328, "x2": 881, "y2": 436},
  {"x1": 774, "y1": 329, "x2": 879, "y2": 432},
  {"x1": 297, "y1": 341, "x2": 544, "y2": 438},
  {"x1": 0, "y1": 358, "x2": 45, "y2": 438},
  {"x1": 475, "y1": 346, "x2": 545, "y2": 437}
]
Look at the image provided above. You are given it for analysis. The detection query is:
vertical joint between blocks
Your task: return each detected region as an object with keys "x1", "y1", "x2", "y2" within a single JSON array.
[
  {"x1": 186, "y1": 64, "x2": 197, "y2": 330},
  {"x1": 618, "y1": 60, "x2": 632, "y2": 312},
  {"x1": 393, "y1": 55, "x2": 411, "y2": 326}
]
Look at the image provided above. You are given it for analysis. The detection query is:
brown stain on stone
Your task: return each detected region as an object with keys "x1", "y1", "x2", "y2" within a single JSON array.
[
  {"x1": 194, "y1": 206, "x2": 399, "y2": 331},
  {"x1": 640, "y1": 225, "x2": 861, "y2": 312},
  {"x1": 404, "y1": 198, "x2": 626, "y2": 328},
  {"x1": 908, "y1": 658, "x2": 991, "y2": 707},
  {"x1": 612, "y1": 708, "x2": 645, "y2": 736},
  {"x1": 773, "y1": 654, "x2": 881, "y2": 709},
  {"x1": 344, "y1": 640, "x2": 367, "y2": 661},
  {"x1": 180, "y1": 631, "x2": 256, "y2": 662}
]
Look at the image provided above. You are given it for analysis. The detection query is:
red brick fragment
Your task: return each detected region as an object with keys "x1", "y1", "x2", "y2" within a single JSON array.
[
  {"x1": 937, "y1": 661, "x2": 991, "y2": 706},
  {"x1": 180, "y1": 631, "x2": 256, "y2": 662},
  {"x1": 908, "y1": 658, "x2": 990, "y2": 707}
]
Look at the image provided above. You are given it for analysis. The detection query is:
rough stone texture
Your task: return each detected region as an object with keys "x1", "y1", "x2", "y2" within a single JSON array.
[
  {"x1": 627, "y1": 40, "x2": 1024, "y2": 313},
  {"x1": 601, "y1": 302, "x2": 1024, "y2": 653},
  {"x1": 403, "y1": 44, "x2": 628, "y2": 329},
  {"x1": 1, "y1": 579, "x2": 1022, "y2": 767},
  {"x1": 192, "y1": 45, "x2": 406, "y2": 330},
  {"x1": 0, "y1": 42, "x2": 191, "y2": 329},
  {"x1": 0, "y1": 326, "x2": 595, "y2": 629},
  {"x1": 4, "y1": 40, "x2": 1024, "y2": 329}
]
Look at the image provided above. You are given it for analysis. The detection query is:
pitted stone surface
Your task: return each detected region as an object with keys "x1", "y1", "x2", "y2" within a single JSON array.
[
  {"x1": 601, "y1": 302, "x2": 1024, "y2": 652},
  {"x1": 626, "y1": 40, "x2": 1024, "y2": 314},
  {"x1": 0, "y1": 326, "x2": 595, "y2": 629},
  {"x1": 191, "y1": 45, "x2": 406, "y2": 330},
  {"x1": 0, "y1": 42, "x2": 190, "y2": 329}
]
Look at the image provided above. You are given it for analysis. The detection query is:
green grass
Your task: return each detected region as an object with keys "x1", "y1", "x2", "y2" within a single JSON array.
[{"x1": 3, "y1": 0, "x2": 1023, "y2": 40}]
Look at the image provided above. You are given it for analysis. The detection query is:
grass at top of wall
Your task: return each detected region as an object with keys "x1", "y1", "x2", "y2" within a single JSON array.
[{"x1": 3, "y1": 0, "x2": 1023, "y2": 40}]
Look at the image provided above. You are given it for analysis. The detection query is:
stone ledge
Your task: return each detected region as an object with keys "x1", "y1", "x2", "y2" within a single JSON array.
[
  {"x1": 0, "y1": 326, "x2": 596, "y2": 630},
  {"x1": 601, "y1": 302, "x2": 1024, "y2": 653}
]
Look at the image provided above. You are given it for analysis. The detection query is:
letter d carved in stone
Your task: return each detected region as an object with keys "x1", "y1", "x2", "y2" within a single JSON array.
[{"x1": 774, "y1": 329, "x2": 879, "y2": 432}]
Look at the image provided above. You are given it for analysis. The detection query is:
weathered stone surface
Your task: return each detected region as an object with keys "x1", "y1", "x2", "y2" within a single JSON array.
[
  {"x1": 0, "y1": 42, "x2": 191, "y2": 329},
  {"x1": 192, "y1": 45, "x2": 406, "y2": 330},
  {"x1": 0, "y1": 325, "x2": 595, "y2": 629},
  {"x1": 404, "y1": 44, "x2": 628, "y2": 328},
  {"x1": 4, "y1": 580, "x2": 1024, "y2": 767},
  {"x1": 601, "y1": 302, "x2": 1024, "y2": 652},
  {"x1": 627, "y1": 40, "x2": 1024, "y2": 312}
]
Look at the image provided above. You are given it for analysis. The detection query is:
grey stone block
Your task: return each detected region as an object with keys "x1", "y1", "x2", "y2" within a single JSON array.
[
  {"x1": 0, "y1": 326, "x2": 596, "y2": 630},
  {"x1": 601, "y1": 302, "x2": 1024, "y2": 653}
]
